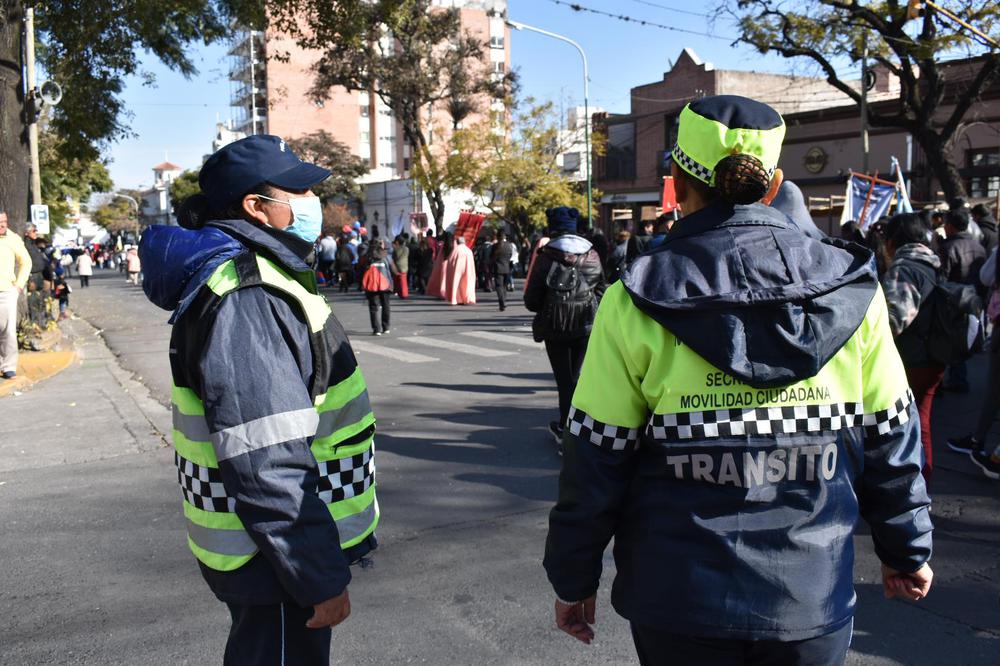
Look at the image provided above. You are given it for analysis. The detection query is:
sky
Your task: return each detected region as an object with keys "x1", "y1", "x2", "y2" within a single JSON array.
[{"x1": 106, "y1": 0, "x2": 810, "y2": 191}]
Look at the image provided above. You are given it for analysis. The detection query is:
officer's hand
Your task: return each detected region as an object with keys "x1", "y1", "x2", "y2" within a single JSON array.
[
  {"x1": 881, "y1": 563, "x2": 933, "y2": 601},
  {"x1": 554, "y1": 596, "x2": 596, "y2": 644},
  {"x1": 306, "y1": 589, "x2": 351, "y2": 629}
]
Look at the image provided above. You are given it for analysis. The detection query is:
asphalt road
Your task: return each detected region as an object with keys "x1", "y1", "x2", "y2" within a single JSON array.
[{"x1": 1, "y1": 268, "x2": 998, "y2": 665}]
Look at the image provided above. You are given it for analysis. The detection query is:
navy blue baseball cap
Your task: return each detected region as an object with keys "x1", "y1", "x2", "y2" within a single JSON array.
[{"x1": 199, "y1": 134, "x2": 331, "y2": 213}]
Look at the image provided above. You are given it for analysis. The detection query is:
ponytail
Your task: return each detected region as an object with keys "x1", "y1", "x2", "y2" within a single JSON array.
[{"x1": 713, "y1": 154, "x2": 771, "y2": 206}]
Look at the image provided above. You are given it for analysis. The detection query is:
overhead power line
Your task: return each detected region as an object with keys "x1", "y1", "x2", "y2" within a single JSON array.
[
  {"x1": 624, "y1": 0, "x2": 711, "y2": 19},
  {"x1": 544, "y1": 0, "x2": 737, "y2": 41}
]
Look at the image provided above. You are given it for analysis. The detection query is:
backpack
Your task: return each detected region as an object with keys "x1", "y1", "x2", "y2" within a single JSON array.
[
  {"x1": 361, "y1": 261, "x2": 391, "y2": 292},
  {"x1": 532, "y1": 254, "x2": 596, "y2": 342},
  {"x1": 920, "y1": 281, "x2": 984, "y2": 365}
]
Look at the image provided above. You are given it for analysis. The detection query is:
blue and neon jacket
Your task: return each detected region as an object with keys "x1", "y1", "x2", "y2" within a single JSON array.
[
  {"x1": 544, "y1": 201, "x2": 932, "y2": 640},
  {"x1": 141, "y1": 219, "x2": 377, "y2": 606}
]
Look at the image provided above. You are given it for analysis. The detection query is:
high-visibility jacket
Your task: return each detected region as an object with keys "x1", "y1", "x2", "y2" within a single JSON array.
[
  {"x1": 169, "y1": 251, "x2": 378, "y2": 572},
  {"x1": 544, "y1": 202, "x2": 932, "y2": 641}
]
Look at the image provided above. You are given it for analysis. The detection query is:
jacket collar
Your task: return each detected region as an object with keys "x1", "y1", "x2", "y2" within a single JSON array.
[
  {"x1": 664, "y1": 201, "x2": 794, "y2": 243},
  {"x1": 206, "y1": 218, "x2": 314, "y2": 274}
]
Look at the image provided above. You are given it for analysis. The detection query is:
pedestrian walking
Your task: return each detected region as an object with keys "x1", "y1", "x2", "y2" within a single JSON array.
[
  {"x1": 52, "y1": 272, "x2": 70, "y2": 319},
  {"x1": 391, "y1": 235, "x2": 409, "y2": 299},
  {"x1": 543, "y1": 96, "x2": 932, "y2": 665},
  {"x1": 938, "y1": 208, "x2": 986, "y2": 393},
  {"x1": 0, "y1": 212, "x2": 30, "y2": 380},
  {"x1": 125, "y1": 247, "x2": 141, "y2": 286},
  {"x1": 77, "y1": 250, "x2": 94, "y2": 288},
  {"x1": 139, "y1": 134, "x2": 379, "y2": 666},
  {"x1": 490, "y1": 229, "x2": 515, "y2": 311},
  {"x1": 881, "y1": 213, "x2": 944, "y2": 483},
  {"x1": 335, "y1": 236, "x2": 355, "y2": 293},
  {"x1": 362, "y1": 239, "x2": 396, "y2": 335},
  {"x1": 414, "y1": 235, "x2": 434, "y2": 294},
  {"x1": 524, "y1": 206, "x2": 606, "y2": 446},
  {"x1": 971, "y1": 203, "x2": 998, "y2": 252}
]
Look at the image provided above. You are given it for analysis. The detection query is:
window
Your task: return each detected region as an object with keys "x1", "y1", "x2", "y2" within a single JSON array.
[
  {"x1": 360, "y1": 104, "x2": 370, "y2": 118},
  {"x1": 492, "y1": 61, "x2": 505, "y2": 74},
  {"x1": 360, "y1": 130, "x2": 370, "y2": 144},
  {"x1": 967, "y1": 148, "x2": 1000, "y2": 199},
  {"x1": 490, "y1": 35, "x2": 504, "y2": 49},
  {"x1": 603, "y1": 122, "x2": 636, "y2": 180}
]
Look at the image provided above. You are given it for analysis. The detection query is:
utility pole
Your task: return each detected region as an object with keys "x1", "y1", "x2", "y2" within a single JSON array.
[
  {"x1": 860, "y1": 32, "x2": 870, "y2": 174},
  {"x1": 24, "y1": 7, "x2": 41, "y2": 205}
]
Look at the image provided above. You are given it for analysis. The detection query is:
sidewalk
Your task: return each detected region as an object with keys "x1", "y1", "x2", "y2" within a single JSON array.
[{"x1": 0, "y1": 315, "x2": 170, "y2": 471}]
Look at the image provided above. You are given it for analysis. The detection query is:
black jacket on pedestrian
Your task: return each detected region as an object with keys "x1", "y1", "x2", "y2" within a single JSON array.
[
  {"x1": 939, "y1": 231, "x2": 986, "y2": 286},
  {"x1": 490, "y1": 240, "x2": 514, "y2": 275},
  {"x1": 524, "y1": 234, "x2": 606, "y2": 341},
  {"x1": 978, "y1": 215, "x2": 998, "y2": 252}
]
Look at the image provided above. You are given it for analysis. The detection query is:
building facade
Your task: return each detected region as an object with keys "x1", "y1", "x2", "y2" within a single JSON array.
[
  {"x1": 140, "y1": 162, "x2": 182, "y2": 227},
  {"x1": 228, "y1": 0, "x2": 510, "y2": 231}
]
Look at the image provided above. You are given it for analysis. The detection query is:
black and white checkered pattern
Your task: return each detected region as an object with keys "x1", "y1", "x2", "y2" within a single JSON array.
[
  {"x1": 646, "y1": 392, "x2": 913, "y2": 441},
  {"x1": 672, "y1": 145, "x2": 777, "y2": 185},
  {"x1": 672, "y1": 145, "x2": 712, "y2": 183},
  {"x1": 175, "y1": 451, "x2": 236, "y2": 513},
  {"x1": 317, "y1": 446, "x2": 376, "y2": 504},
  {"x1": 862, "y1": 390, "x2": 914, "y2": 436},
  {"x1": 567, "y1": 407, "x2": 640, "y2": 452}
]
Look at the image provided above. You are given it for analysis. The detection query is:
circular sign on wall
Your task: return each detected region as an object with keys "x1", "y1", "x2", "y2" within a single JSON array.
[{"x1": 804, "y1": 146, "x2": 828, "y2": 174}]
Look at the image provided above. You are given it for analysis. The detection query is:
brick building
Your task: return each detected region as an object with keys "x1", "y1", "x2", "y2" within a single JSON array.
[{"x1": 593, "y1": 49, "x2": 1000, "y2": 236}]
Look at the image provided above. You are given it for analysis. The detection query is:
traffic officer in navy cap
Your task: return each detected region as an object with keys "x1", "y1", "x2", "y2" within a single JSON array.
[
  {"x1": 544, "y1": 95, "x2": 932, "y2": 664},
  {"x1": 139, "y1": 134, "x2": 380, "y2": 665}
]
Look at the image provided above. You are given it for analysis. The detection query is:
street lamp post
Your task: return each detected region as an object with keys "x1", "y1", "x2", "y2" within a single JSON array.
[{"x1": 506, "y1": 19, "x2": 592, "y2": 227}]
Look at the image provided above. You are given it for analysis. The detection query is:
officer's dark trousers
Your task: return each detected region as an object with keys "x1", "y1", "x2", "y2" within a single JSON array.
[
  {"x1": 630, "y1": 620, "x2": 853, "y2": 666},
  {"x1": 544, "y1": 336, "x2": 589, "y2": 427},
  {"x1": 224, "y1": 602, "x2": 331, "y2": 666}
]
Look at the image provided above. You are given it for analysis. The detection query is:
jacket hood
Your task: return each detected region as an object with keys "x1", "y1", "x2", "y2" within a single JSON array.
[
  {"x1": 140, "y1": 218, "x2": 314, "y2": 324},
  {"x1": 139, "y1": 225, "x2": 243, "y2": 322},
  {"x1": 622, "y1": 202, "x2": 878, "y2": 388},
  {"x1": 894, "y1": 242, "x2": 941, "y2": 269},
  {"x1": 770, "y1": 181, "x2": 826, "y2": 240},
  {"x1": 545, "y1": 234, "x2": 593, "y2": 258}
]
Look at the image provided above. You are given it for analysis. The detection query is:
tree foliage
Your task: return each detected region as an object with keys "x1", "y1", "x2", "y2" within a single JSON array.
[
  {"x1": 168, "y1": 170, "x2": 202, "y2": 213},
  {"x1": 729, "y1": 0, "x2": 1000, "y2": 205},
  {"x1": 0, "y1": 1, "x2": 262, "y2": 232},
  {"x1": 268, "y1": 0, "x2": 515, "y2": 231},
  {"x1": 446, "y1": 98, "x2": 602, "y2": 239},
  {"x1": 286, "y1": 131, "x2": 369, "y2": 202},
  {"x1": 93, "y1": 197, "x2": 140, "y2": 235},
  {"x1": 38, "y1": 123, "x2": 113, "y2": 230}
]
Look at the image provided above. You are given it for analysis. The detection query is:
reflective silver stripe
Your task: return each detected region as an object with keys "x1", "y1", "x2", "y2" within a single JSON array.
[
  {"x1": 336, "y1": 498, "x2": 379, "y2": 543},
  {"x1": 316, "y1": 390, "x2": 373, "y2": 440},
  {"x1": 211, "y1": 408, "x2": 320, "y2": 461},
  {"x1": 172, "y1": 406, "x2": 211, "y2": 442},
  {"x1": 186, "y1": 519, "x2": 258, "y2": 556}
]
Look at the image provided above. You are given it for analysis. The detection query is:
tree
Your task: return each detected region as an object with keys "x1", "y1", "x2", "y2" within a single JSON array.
[
  {"x1": 322, "y1": 201, "x2": 355, "y2": 237},
  {"x1": 730, "y1": 0, "x2": 1000, "y2": 206},
  {"x1": 38, "y1": 123, "x2": 113, "y2": 230},
  {"x1": 93, "y1": 197, "x2": 140, "y2": 236},
  {"x1": 268, "y1": 0, "x2": 515, "y2": 232},
  {"x1": 286, "y1": 131, "x2": 369, "y2": 202},
  {"x1": 0, "y1": 1, "x2": 262, "y2": 233},
  {"x1": 447, "y1": 98, "x2": 602, "y2": 240},
  {"x1": 169, "y1": 170, "x2": 202, "y2": 213}
]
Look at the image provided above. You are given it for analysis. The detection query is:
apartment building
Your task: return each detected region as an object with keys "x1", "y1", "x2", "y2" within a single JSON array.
[{"x1": 228, "y1": 0, "x2": 510, "y2": 230}]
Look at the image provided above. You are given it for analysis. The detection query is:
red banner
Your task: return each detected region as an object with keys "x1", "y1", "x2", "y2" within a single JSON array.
[
  {"x1": 453, "y1": 210, "x2": 486, "y2": 247},
  {"x1": 661, "y1": 176, "x2": 678, "y2": 213}
]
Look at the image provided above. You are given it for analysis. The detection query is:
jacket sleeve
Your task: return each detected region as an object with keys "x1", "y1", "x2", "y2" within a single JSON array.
[
  {"x1": 858, "y1": 287, "x2": 933, "y2": 573},
  {"x1": 523, "y1": 251, "x2": 551, "y2": 312},
  {"x1": 980, "y1": 247, "x2": 997, "y2": 288},
  {"x1": 544, "y1": 284, "x2": 648, "y2": 602},
  {"x1": 199, "y1": 288, "x2": 350, "y2": 606},
  {"x1": 881, "y1": 263, "x2": 923, "y2": 336},
  {"x1": 13, "y1": 237, "x2": 31, "y2": 289}
]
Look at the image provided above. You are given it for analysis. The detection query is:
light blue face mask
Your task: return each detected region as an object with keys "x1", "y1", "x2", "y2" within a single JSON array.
[{"x1": 258, "y1": 194, "x2": 323, "y2": 243}]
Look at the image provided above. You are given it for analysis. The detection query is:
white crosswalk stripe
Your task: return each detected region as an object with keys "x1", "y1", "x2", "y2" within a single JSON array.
[
  {"x1": 407, "y1": 336, "x2": 517, "y2": 357},
  {"x1": 459, "y1": 331, "x2": 541, "y2": 347},
  {"x1": 350, "y1": 340, "x2": 439, "y2": 364}
]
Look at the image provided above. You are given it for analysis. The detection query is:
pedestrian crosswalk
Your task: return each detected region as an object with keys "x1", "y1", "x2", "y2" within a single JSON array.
[{"x1": 350, "y1": 330, "x2": 539, "y2": 364}]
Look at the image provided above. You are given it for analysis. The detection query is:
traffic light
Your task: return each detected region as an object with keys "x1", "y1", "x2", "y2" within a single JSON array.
[{"x1": 906, "y1": 0, "x2": 925, "y2": 20}]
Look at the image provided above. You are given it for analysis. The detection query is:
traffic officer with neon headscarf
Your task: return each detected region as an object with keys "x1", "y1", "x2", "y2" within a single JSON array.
[
  {"x1": 544, "y1": 95, "x2": 933, "y2": 664},
  {"x1": 140, "y1": 135, "x2": 379, "y2": 665}
]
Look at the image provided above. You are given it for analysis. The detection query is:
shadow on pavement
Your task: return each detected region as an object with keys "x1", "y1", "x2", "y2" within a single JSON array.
[{"x1": 401, "y1": 381, "x2": 547, "y2": 396}]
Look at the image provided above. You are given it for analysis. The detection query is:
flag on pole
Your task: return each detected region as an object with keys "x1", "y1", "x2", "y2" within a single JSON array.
[{"x1": 891, "y1": 157, "x2": 913, "y2": 214}]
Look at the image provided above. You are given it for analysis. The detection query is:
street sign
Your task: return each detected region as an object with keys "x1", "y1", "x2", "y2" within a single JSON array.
[{"x1": 30, "y1": 204, "x2": 50, "y2": 235}]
